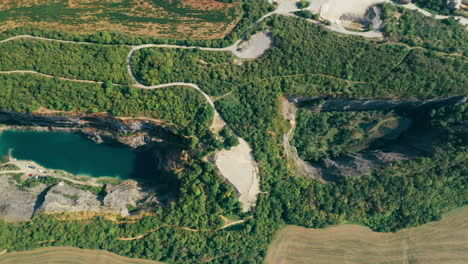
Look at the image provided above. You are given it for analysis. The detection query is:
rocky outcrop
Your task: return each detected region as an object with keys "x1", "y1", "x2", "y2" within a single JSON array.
[
  {"x1": 0, "y1": 177, "x2": 157, "y2": 221},
  {"x1": 0, "y1": 176, "x2": 46, "y2": 221},
  {"x1": 34, "y1": 182, "x2": 104, "y2": 216},
  {"x1": 34, "y1": 181, "x2": 152, "y2": 217},
  {"x1": 0, "y1": 110, "x2": 177, "y2": 148},
  {"x1": 317, "y1": 146, "x2": 420, "y2": 181},
  {"x1": 303, "y1": 127, "x2": 442, "y2": 181},
  {"x1": 301, "y1": 96, "x2": 466, "y2": 112},
  {"x1": 103, "y1": 182, "x2": 157, "y2": 215}
]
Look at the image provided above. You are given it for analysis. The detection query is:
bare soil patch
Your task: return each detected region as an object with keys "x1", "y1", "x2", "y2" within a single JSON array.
[
  {"x1": 0, "y1": 247, "x2": 163, "y2": 264},
  {"x1": 0, "y1": 0, "x2": 242, "y2": 39}
]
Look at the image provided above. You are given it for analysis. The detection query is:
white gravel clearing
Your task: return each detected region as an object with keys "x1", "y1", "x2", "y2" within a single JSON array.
[
  {"x1": 215, "y1": 138, "x2": 260, "y2": 212},
  {"x1": 233, "y1": 31, "x2": 273, "y2": 59}
]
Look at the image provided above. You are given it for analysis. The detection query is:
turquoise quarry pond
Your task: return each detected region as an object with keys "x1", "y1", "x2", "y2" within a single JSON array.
[{"x1": 0, "y1": 130, "x2": 138, "y2": 178}]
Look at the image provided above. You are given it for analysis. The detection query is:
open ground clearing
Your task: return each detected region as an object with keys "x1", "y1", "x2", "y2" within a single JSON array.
[
  {"x1": 308, "y1": 0, "x2": 468, "y2": 26},
  {"x1": 0, "y1": 0, "x2": 241, "y2": 39},
  {"x1": 265, "y1": 206, "x2": 468, "y2": 264},
  {"x1": 0, "y1": 247, "x2": 163, "y2": 264},
  {"x1": 215, "y1": 138, "x2": 260, "y2": 212}
]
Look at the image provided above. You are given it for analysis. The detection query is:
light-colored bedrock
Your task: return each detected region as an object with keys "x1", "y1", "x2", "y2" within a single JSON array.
[
  {"x1": 232, "y1": 31, "x2": 273, "y2": 59},
  {"x1": 215, "y1": 138, "x2": 260, "y2": 212},
  {"x1": 308, "y1": 0, "x2": 389, "y2": 25}
]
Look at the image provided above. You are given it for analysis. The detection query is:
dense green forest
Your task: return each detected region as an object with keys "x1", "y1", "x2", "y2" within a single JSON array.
[
  {"x1": 0, "y1": 39, "x2": 132, "y2": 84},
  {"x1": 412, "y1": 0, "x2": 458, "y2": 15},
  {"x1": 381, "y1": 3, "x2": 468, "y2": 54},
  {"x1": 0, "y1": 73, "x2": 210, "y2": 131},
  {"x1": 0, "y1": 5, "x2": 467, "y2": 264},
  {"x1": 133, "y1": 16, "x2": 467, "y2": 98}
]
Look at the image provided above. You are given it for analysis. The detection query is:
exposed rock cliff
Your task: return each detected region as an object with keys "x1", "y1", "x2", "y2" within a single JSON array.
[
  {"x1": 34, "y1": 181, "x2": 152, "y2": 217},
  {"x1": 0, "y1": 110, "x2": 178, "y2": 148},
  {"x1": 300, "y1": 96, "x2": 466, "y2": 112},
  {"x1": 0, "y1": 176, "x2": 157, "y2": 221}
]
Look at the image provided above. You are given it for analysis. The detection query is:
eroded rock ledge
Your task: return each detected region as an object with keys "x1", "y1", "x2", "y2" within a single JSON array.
[
  {"x1": 0, "y1": 110, "x2": 179, "y2": 148},
  {"x1": 0, "y1": 175, "x2": 156, "y2": 221}
]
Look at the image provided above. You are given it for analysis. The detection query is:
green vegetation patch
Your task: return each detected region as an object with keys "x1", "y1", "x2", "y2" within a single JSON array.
[
  {"x1": 381, "y1": 3, "x2": 468, "y2": 54},
  {"x1": 412, "y1": 0, "x2": 457, "y2": 15},
  {"x1": 133, "y1": 16, "x2": 465, "y2": 99},
  {"x1": 0, "y1": 73, "x2": 211, "y2": 130},
  {"x1": 292, "y1": 109, "x2": 411, "y2": 161},
  {"x1": 0, "y1": 38, "x2": 132, "y2": 84},
  {"x1": 353, "y1": 49, "x2": 468, "y2": 99},
  {"x1": 0, "y1": 163, "x2": 20, "y2": 171}
]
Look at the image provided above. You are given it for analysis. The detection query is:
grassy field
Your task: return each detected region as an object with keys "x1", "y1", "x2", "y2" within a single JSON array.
[
  {"x1": 0, "y1": 247, "x2": 164, "y2": 264},
  {"x1": 0, "y1": 0, "x2": 241, "y2": 39},
  {"x1": 265, "y1": 206, "x2": 468, "y2": 264}
]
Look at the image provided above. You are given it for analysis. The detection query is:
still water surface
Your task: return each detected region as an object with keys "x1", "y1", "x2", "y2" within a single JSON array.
[{"x1": 0, "y1": 130, "x2": 136, "y2": 178}]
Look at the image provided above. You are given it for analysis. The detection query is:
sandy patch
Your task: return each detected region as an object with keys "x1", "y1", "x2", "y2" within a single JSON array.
[
  {"x1": 233, "y1": 31, "x2": 273, "y2": 59},
  {"x1": 215, "y1": 138, "x2": 260, "y2": 212}
]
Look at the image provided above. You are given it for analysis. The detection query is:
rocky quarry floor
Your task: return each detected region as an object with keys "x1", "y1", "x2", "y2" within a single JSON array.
[{"x1": 0, "y1": 172, "x2": 155, "y2": 221}]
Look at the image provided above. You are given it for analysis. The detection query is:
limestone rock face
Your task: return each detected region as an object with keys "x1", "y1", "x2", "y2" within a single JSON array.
[
  {"x1": 0, "y1": 110, "x2": 173, "y2": 149},
  {"x1": 319, "y1": 149, "x2": 417, "y2": 180},
  {"x1": 306, "y1": 96, "x2": 467, "y2": 112},
  {"x1": 103, "y1": 182, "x2": 149, "y2": 216},
  {"x1": 0, "y1": 176, "x2": 46, "y2": 221},
  {"x1": 35, "y1": 181, "x2": 151, "y2": 217},
  {"x1": 0, "y1": 178, "x2": 156, "y2": 221},
  {"x1": 35, "y1": 182, "x2": 104, "y2": 216}
]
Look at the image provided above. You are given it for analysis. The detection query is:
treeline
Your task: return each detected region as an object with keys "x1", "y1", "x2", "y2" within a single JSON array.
[
  {"x1": 431, "y1": 102, "x2": 467, "y2": 127},
  {"x1": 275, "y1": 145, "x2": 467, "y2": 231},
  {"x1": 381, "y1": 3, "x2": 468, "y2": 54},
  {"x1": 0, "y1": 39, "x2": 132, "y2": 84},
  {"x1": 0, "y1": 73, "x2": 210, "y2": 131}
]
